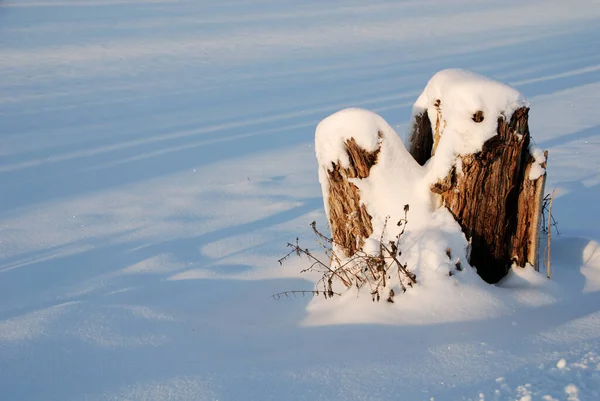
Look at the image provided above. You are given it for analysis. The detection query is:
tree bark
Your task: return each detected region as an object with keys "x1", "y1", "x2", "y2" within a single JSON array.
[
  {"x1": 511, "y1": 150, "x2": 548, "y2": 271},
  {"x1": 325, "y1": 137, "x2": 380, "y2": 258},
  {"x1": 409, "y1": 108, "x2": 435, "y2": 166}
]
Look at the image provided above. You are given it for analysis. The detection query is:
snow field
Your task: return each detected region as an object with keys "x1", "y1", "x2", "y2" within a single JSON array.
[{"x1": 1, "y1": 1, "x2": 600, "y2": 400}]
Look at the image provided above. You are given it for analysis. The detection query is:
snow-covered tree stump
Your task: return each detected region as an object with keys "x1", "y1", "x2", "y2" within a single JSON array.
[
  {"x1": 407, "y1": 70, "x2": 548, "y2": 283},
  {"x1": 418, "y1": 108, "x2": 547, "y2": 282},
  {"x1": 316, "y1": 69, "x2": 548, "y2": 287},
  {"x1": 315, "y1": 108, "x2": 427, "y2": 261}
]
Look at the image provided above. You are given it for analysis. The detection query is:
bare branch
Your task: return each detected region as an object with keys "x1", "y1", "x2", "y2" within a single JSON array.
[{"x1": 272, "y1": 290, "x2": 341, "y2": 300}]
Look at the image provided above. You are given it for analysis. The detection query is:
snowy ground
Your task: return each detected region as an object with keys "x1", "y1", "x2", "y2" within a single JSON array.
[{"x1": 1, "y1": 1, "x2": 600, "y2": 400}]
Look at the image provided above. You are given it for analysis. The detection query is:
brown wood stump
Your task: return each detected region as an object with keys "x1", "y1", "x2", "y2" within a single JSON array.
[{"x1": 412, "y1": 107, "x2": 547, "y2": 283}]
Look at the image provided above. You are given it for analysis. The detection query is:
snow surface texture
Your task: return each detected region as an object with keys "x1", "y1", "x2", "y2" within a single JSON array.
[{"x1": 2, "y1": 1, "x2": 600, "y2": 400}]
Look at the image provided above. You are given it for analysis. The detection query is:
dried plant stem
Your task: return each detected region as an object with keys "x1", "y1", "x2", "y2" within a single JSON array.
[
  {"x1": 381, "y1": 243, "x2": 417, "y2": 284},
  {"x1": 276, "y1": 211, "x2": 417, "y2": 302},
  {"x1": 272, "y1": 290, "x2": 341, "y2": 300},
  {"x1": 546, "y1": 189, "x2": 557, "y2": 279}
]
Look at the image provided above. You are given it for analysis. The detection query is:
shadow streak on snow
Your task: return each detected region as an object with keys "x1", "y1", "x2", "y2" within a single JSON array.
[
  {"x1": 2, "y1": 268, "x2": 599, "y2": 401},
  {"x1": 0, "y1": 195, "x2": 322, "y2": 316},
  {"x1": 551, "y1": 180, "x2": 600, "y2": 240},
  {"x1": 1, "y1": 24, "x2": 600, "y2": 214},
  {"x1": 538, "y1": 125, "x2": 600, "y2": 149}
]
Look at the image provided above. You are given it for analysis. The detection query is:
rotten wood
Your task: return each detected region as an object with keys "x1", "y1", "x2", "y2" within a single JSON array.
[
  {"x1": 408, "y1": 109, "x2": 434, "y2": 166},
  {"x1": 511, "y1": 151, "x2": 547, "y2": 271},
  {"x1": 426, "y1": 107, "x2": 547, "y2": 283},
  {"x1": 408, "y1": 100, "x2": 446, "y2": 165},
  {"x1": 432, "y1": 100, "x2": 444, "y2": 155},
  {"x1": 326, "y1": 136, "x2": 381, "y2": 258}
]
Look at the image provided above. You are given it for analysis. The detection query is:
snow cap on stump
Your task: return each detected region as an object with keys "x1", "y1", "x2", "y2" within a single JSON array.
[
  {"x1": 315, "y1": 108, "x2": 430, "y2": 256},
  {"x1": 408, "y1": 69, "x2": 529, "y2": 181}
]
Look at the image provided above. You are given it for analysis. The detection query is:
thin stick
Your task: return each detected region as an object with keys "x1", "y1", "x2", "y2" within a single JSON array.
[
  {"x1": 546, "y1": 189, "x2": 557, "y2": 279},
  {"x1": 272, "y1": 290, "x2": 341, "y2": 300},
  {"x1": 287, "y1": 243, "x2": 352, "y2": 287},
  {"x1": 381, "y1": 243, "x2": 417, "y2": 284}
]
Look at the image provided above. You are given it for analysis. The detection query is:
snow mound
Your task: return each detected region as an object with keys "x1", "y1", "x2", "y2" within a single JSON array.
[{"x1": 529, "y1": 146, "x2": 547, "y2": 180}]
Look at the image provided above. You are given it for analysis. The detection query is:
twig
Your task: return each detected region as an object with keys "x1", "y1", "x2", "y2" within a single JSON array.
[
  {"x1": 311, "y1": 221, "x2": 333, "y2": 243},
  {"x1": 272, "y1": 290, "x2": 341, "y2": 300},
  {"x1": 277, "y1": 206, "x2": 418, "y2": 302},
  {"x1": 381, "y1": 243, "x2": 417, "y2": 284},
  {"x1": 395, "y1": 204, "x2": 409, "y2": 250},
  {"x1": 546, "y1": 189, "x2": 557, "y2": 279},
  {"x1": 541, "y1": 193, "x2": 560, "y2": 235},
  {"x1": 286, "y1": 243, "x2": 352, "y2": 288}
]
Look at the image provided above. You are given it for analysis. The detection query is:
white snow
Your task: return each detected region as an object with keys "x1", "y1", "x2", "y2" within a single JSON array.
[
  {"x1": 408, "y1": 69, "x2": 529, "y2": 183},
  {"x1": 315, "y1": 108, "x2": 430, "y2": 234},
  {"x1": 529, "y1": 146, "x2": 548, "y2": 180},
  {"x1": 413, "y1": 70, "x2": 527, "y2": 145},
  {"x1": 315, "y1": 108, "x2": 386, "y2": 170},
  {"x1": 1, "y1": 1, "x2": 600, "y2": 400}
]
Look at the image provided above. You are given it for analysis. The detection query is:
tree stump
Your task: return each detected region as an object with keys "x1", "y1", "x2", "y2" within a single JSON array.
[
  {"x1": 316, "y1": 71, "x2": 547, "y2": 286},
  {"x1": 413, "y1": 107, "x2": 547, "y2": 283}
]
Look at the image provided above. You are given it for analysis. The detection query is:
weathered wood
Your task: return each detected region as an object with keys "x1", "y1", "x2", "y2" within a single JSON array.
[
  {"x1": 431, "y1": 99, "x2": 444, "y2": 155},
  {"x1": 426, "y1": 107, "x2": 546, "y2": 283},
  {"x1": 409, "y1": 108, "x2": 435, "y2": 166},
  {"x1": 409, "y1": 100, "x2": 447, "y2": 165},
  {"x1": 511, "y1": 151, "x2": 547, "y2": 271},
  {"x1": 326, "y1": 137, "x2": 380, "y2": 258}
]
